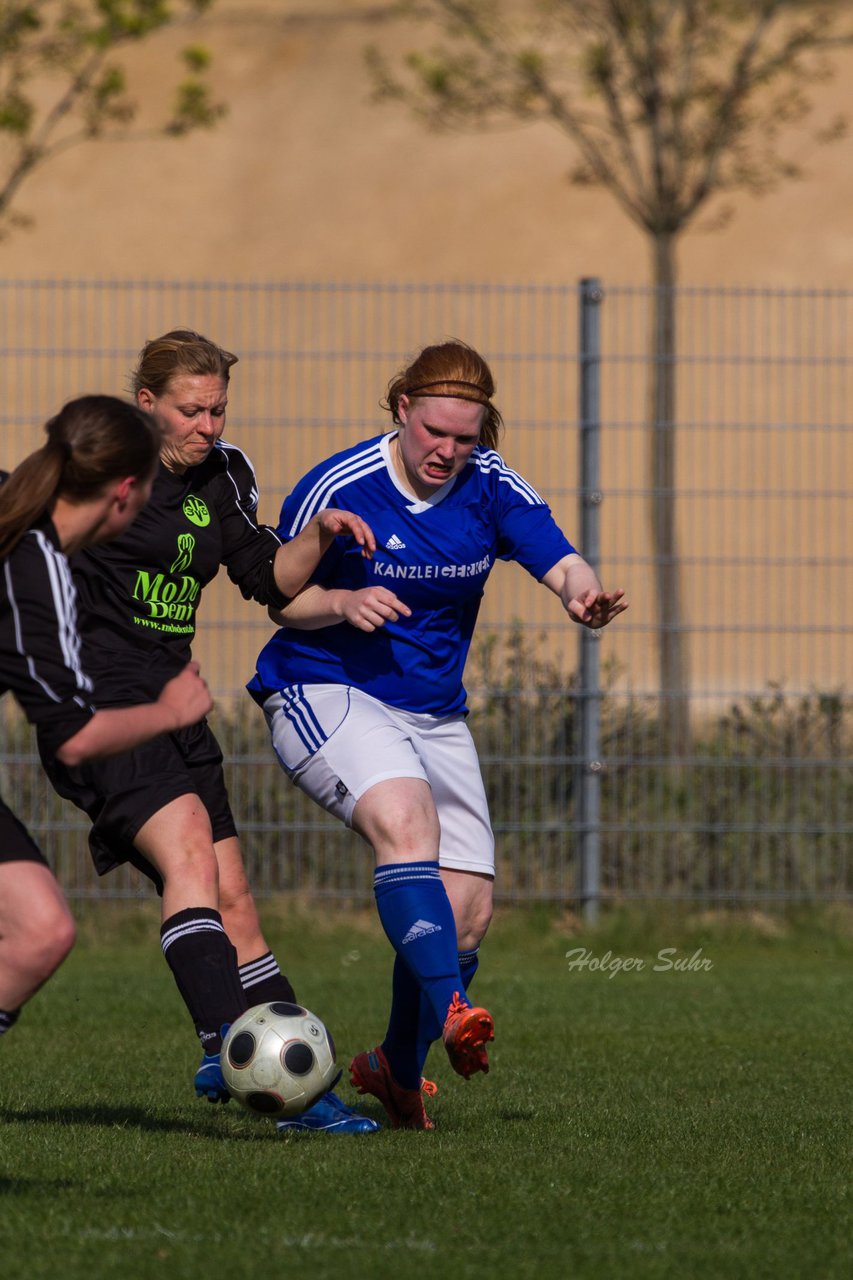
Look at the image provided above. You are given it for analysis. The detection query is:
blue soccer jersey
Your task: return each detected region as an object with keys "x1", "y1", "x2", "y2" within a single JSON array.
[{"x1": 249, "y1": 432, "x2": 575, "y2": 716}]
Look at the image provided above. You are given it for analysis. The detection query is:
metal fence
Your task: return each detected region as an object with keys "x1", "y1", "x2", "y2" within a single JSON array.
[{"x1": 1, "y1": 278, "x2": 851, "y2": 907}]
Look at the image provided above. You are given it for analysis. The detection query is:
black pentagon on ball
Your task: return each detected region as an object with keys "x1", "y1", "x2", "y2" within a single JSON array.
[
  {"x1": 283, "y1": 1042, "x2": 315, "y2": 1076},
  {"x1": 245, "y1": 1091, "x2": 285, "y2": 1115},
  {"x1": 269, "y1": 1001, "x2": 307, "y2": 1017},
  {"x1": 227, "y1": 1031, "x2": 257, "y2": 1067}
]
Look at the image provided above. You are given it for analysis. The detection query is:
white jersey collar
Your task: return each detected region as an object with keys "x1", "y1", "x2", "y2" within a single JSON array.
[{"x1": 380, "y1": 431, "x2": 460, "y2": 513}]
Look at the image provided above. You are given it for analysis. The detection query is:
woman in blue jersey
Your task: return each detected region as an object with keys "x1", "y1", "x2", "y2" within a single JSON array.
[
  {"x1": 0, "y1": 396, "x2": 212, "y2": 1043},
  {"x1": 249, "y1": 339, "x2": 627, "y2": 1129}
]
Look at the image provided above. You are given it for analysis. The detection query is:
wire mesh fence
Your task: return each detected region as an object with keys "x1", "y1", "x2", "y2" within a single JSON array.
[{"x1": 1, "y1": 278, "x2": 851, "y2": 905}]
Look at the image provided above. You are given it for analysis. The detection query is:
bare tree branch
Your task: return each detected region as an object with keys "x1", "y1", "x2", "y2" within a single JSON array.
[
  {"x1": 0, "y1": 0, "x2": 226, "y2": 236},
  {"x1": 368, "y1": 0, "x2": 852, "y2": 242},
  {"x1": 363, "y1": 0, "x2": 853, "y2": 755}
]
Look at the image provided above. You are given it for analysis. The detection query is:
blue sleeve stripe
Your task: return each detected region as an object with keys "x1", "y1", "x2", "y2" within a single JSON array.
[{"x1": 288, "y1": 443, "x2": 386, "y2": 535}]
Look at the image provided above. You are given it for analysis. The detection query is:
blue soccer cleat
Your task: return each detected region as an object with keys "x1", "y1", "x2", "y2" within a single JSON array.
[
  {"x1": 194, "y1": 1051, "x2": 231, "y2": 1104},
  {"x1": 276, "y1": 1090, "x2": 381, "y2": 1135}
]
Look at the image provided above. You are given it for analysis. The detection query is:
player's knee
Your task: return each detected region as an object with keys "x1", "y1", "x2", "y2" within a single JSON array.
[
  {"x1": 355, "y1": 787, "x2": 441, "y2": 857},
  {"x1": 456, "y1": 901, "x2": 492, "y2": 951},
  {"x1": 219, "y1": 883, "x2": 262, "y2": 946},
  {"x1": 49, "y1": 911, "x2": 77, "y2": 969},
  {"x1": 21, "y1": 906, "x2": 76, "y2": 984},
  {"x1": 455, "y1": 906, "x2": 489, "y2": 957},
  {"x1": 216, "y1": 848, "x2": 254, "y2": 920},
  {"x1": 219, "y1": 877, "x2": 252, "y2": 916},
  {"x1": 156, "y1": 836, "x2": 220, "y2": 900}
]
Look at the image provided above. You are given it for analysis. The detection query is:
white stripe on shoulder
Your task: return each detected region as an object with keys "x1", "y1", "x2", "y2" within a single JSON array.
[
  {"x1": 7, "y1": 531, "x2": 92, "y2": 701},
  {"x1": 34, "y1": 532, "x2": 91, "y2": 692},
  {"x1": 474, "y1": 448, "x2": 545, "y2": 505},
  {"x1": 215, "y1": 439, "x2": 283, "y2": 541},
  {"x1": 289, "y1": 441, "x2": 386, "y2": 535},
  {"x1": 217, "y1": 439, "x2": 259, "y2": 505}
]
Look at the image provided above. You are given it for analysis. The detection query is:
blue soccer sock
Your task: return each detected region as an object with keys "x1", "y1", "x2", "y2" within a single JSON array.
[
  {"x1": 380, "y1": 954, "x2": 423, "y2": 1089},
  {"x1": 382, "y1": 946, "x2": 481, "y2": 1090},
  {"x1": 458, "y1": 946, "x2": 481, "y2": 988},
  {"x1": 373, "y1": 861, "x2": 468, "y2": 1083},
  {"x1": 416, "y1": 945, "x2": 481, "y2": 1067}
]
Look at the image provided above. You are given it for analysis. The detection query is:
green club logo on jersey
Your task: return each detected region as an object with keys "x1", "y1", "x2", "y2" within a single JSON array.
[
  {"x1": 183, "y1": 495, "x2": 210, "y2": 527},
  {"x1": 170, "y1": 533, "x2": 195, "y2": 574}
]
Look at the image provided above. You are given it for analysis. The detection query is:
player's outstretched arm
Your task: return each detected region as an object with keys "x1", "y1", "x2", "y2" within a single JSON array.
[
  {"x1": 272, "y1": 510, "x2": 377, "y2": 599},
  {"x1": 269, "y1": 583, "x2": 411, "y2": 633},
  {"x1": 541, "y1": 553, "x2": 628, "y2": 630},
  {"x1": 55, "y1": 663, "x2": 212, "y2": 767}
]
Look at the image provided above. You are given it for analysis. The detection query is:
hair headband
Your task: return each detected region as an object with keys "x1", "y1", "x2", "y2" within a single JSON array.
[{"x1": 406, "y1": 379, "x2": 491, "y2": 402}]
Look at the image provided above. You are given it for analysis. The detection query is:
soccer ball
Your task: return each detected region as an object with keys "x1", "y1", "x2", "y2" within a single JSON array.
[{"x1": 220, "y1": 1001, "x2": 338, "y2": 1118}]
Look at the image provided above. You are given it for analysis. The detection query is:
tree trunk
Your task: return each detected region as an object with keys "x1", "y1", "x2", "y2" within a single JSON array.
[{"x1": 648, "y1": 231, "x2": 691, "y2": 757}]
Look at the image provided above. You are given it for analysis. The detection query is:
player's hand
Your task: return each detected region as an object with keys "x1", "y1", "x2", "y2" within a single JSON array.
[
  {"x1": 314, "y1": 509, "x2": 376, "y2": 558},
  {"x1": 158, "y1": 662, "x2": 213, "y2": 727},
  {"x1": 341, "y1": 586, "x2": 411, "y2": 632},
  {"x1": 567, "y1": 587, "x2": 628, "y2": 629}
]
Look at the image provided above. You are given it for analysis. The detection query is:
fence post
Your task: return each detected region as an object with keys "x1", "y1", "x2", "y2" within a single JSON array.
[{"x1": 577, "y1": 278, "x2": 604, "y2": 924}]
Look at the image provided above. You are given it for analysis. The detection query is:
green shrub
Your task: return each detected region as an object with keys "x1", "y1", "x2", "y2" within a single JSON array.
[{"x1": 3, "y1": 638, "x2": 852, "y2": 902}]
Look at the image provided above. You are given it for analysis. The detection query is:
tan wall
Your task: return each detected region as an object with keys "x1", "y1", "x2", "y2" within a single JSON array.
[
  {"x1": 3, "y1": 1, "x2": 853, "y2": 287},
  {"x1": 2, "y1": 5, "x2": 852, "y2": 712}
]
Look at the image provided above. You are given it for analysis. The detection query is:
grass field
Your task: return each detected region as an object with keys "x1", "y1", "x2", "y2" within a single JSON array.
[{"x1": 2, "y1": 902, "x2": 851, "y2": 1280}]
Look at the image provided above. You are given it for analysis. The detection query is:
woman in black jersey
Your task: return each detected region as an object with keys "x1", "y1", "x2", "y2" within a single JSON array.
[
  {"x1": 0, "y1": 396, "x2": 212, "y2": 1042},
  {"x1": 39, "y1": 330, "x2": 379, "y2": 1133}
]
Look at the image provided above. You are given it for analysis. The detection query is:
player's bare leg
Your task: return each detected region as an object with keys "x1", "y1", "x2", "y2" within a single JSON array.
[
  {"x1": 441, "y1": 867, "x2": 493, "y2": 953},
  {"x1": 351, "y1": 776, "x2": 441, "y2": 865},
  {"x1": 0, "y1": 863, "x2": 76, "y2": 1016},
  {"x1": 213, "y1": 834, "x2": 301, "y2": 1005},
  {"x1": 134, "y1": 793, "x2": 221, "y2": 918},
  {"x1": 214, "y1": 835, "x2": 269, "y2": 964}
]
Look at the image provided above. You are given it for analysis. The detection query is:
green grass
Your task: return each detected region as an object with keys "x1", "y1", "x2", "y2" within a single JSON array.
[{"x1": 2, "y1": 903, "x2": 852, "y2": 1280}]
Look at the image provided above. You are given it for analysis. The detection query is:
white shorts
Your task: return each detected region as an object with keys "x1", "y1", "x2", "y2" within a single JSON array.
[{"x1": 261, "y1": 684, "x2": 495, "y2": 877}]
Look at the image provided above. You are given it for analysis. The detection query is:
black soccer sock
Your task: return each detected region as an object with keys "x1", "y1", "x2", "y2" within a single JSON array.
[
  {"x1": 160, "y1": 908, "x2": 248, "y2": 1055},
  {"x1": 238, "y1": 951, "x2": 297, "y2": 1006},
  {"x1": 0, "y1": 1008, "x2": 21, "y2": 1037}
]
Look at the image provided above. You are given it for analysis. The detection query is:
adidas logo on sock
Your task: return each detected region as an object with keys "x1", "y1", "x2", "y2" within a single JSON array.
[
  {"x1": 386, "y1": 533, "x2": 406, "y2": 550},
  {"x1": 402, "y1": 919, "x2": 442, "y2": 944}
]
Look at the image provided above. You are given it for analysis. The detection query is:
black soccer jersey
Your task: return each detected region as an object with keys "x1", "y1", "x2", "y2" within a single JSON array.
[
  {"x1": 71, "y1": 440, "x2": 286, "y2": 704},
  {"x1": 0, "y1": 517, "x2": 96, "y2": 759}
]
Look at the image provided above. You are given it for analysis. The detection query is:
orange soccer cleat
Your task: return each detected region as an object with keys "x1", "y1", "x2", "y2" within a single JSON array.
[
  {"x1": 441, "y1": 991, "x2": 494, "y2": 1079},
  {"x1": 350, "y1": 1045, "x2": 436, "y2": 1130}
]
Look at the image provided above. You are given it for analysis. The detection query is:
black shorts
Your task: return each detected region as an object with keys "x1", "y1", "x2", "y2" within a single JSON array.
[
  {"x1": 0, "y1": 797, "x2": 48, "y2": 866},
  {"x1": 41, "y1": 719, "x2": 238, "y2": 890}
]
